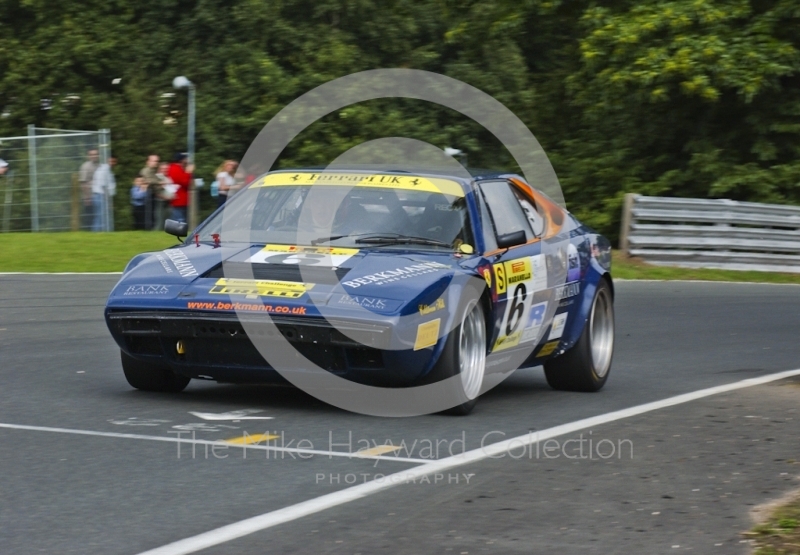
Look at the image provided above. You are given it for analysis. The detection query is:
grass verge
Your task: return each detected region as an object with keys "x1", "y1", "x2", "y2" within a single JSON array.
[
  {"x1": 2, "y1": 232, "x2": 800, "y2": 282},
  {"x1": 612, "y1": 252, "x2": 800, "y2": 284},
  {"x1": 747, "y1": 492, "x2": 800, "y2": 554},
  {"x1": 0, "y1": 232, "x2": 179, "y2": 272}
]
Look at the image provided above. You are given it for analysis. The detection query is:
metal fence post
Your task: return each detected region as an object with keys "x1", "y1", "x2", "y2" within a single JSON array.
[
  {"x1": 98, "y1": 128, "x2": 113, "y2": 231},
  {"x1": 27, "y1": 124, "x2": 39, "y2": 232},
  {"x1": 619, "y1": 193, "x2": 638, "y2": 255},
  {"x1": 2, "y1": 170, "x2": 13, "y2": 233},
  {"x1": 70, "y1": 172, "x2": 80, "y2": 231},
  {"x1": 187, "y1": 85, "x2": 197, "y2": 232}
]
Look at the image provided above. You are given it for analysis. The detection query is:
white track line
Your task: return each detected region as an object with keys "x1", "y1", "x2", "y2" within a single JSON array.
[
  {"x1": 0, "y1": 272, "x2": 123, "y2": 275},
  {"x1": 615, "y1": 278, "x2": 800, "y2": 286},
  {"x1": 0, "y1": 423, "x2": 427, "y2": 464},
  {"x1": 136, "y1": 368, "x2": 800, "y2": 555}
]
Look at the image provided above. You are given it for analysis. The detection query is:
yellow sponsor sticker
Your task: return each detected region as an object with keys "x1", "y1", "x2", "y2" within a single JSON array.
[
  {"x1": 493, "y1": 330, "x2": 523, "y2": 352},
  {"x1": 504, "y1": 258, "x2": 532, "y2": 286},
  {"x1": 263, "y1": 244, "x2": 358, "y2": 256},
  {"x1": 253, "y1": 172, "x2": 465, "y2": 197},
  {"x1": 537, "y1": 340, "x2": 560, "y2": 357},
  {"x1": 493, "y1": 263, "x2": 506, "y2": 295},
  {"x1": 418, "y1": 298, "x2": 445, "y2": 315},
  {"x1": 210, "y1": 278, "x2": 312, "y2": 299},
  {"x1": 414, "y1": 319, "x2": 441, "y2": 351}
]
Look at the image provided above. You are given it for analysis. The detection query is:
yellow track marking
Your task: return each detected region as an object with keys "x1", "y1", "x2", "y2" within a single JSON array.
[
  {"x1": 224, "y1": 434, "x2": 280, "y2": 445},
  {"x1": 356, "y1": 444, "x2": 403, "y2": 457}
]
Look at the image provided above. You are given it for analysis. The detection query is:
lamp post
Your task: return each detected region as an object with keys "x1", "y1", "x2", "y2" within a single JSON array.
[
  {"x1": 173, "y1": 76, "x2": 197, "y2": 229},
  {"x1": 444, "y1": 146, "x2": 468, "y2": 168}
]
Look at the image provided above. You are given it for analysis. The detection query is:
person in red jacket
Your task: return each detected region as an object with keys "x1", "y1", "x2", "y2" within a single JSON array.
[{"x1": 167, "y1": 152, "x2": 194, "y2": 223}]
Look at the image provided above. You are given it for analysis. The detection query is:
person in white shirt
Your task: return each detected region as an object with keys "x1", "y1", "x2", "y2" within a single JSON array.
[
  {"x1": 92, "y1": 155, "x2": 117, "y2": 232},
  {"x1": 215, "y1": 159, "x2": 238, "y2": 208}
]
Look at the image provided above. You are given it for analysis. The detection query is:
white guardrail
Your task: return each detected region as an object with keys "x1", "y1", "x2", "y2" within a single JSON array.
[{"x1": 619, "y1": 194, "x2": 800, "y2": 273}]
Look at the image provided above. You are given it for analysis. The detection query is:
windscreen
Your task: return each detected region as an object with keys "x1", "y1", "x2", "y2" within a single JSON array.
[{"x1": 197, "y1": 173, "x2": 473, "y2": 250}]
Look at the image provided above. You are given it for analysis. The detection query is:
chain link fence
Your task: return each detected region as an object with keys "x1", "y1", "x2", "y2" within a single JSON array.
[{"x1": 0, "y1": 126, "x2": 112, "y2": 232}]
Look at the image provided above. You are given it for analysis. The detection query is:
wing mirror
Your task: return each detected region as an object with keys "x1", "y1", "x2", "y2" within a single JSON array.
[
  {"x1": 164, "y1": 219, "x2": 188, "y2": 239},
  {"x1": 496, "y1": 229, "x2": 527, "y2": 249}
]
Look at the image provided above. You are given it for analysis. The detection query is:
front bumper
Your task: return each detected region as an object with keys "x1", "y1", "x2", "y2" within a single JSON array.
[{"x1": 106, "y1": 310, "x2": 432, "y2": 385}]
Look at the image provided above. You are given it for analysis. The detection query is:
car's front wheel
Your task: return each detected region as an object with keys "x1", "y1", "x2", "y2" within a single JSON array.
[
  {"x1": 120, "y1": 351, "x2": 191, "y2": 393},
  {"x1": 428, "y1": 297, "x2": 487, "y2": 415},
  {"x1": 544, "y1": 279, "x2": 614, "y2": 392}
]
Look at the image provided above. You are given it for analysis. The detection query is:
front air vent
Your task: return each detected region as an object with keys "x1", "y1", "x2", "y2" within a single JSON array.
[
  {"x1": 203, "y1": 263, "x2": 350, "y2": 284},
  {"x1": 120, "y1": 318, "x2": 161, "y2": 334},
  {"x1": 125, "y1": 336, "x2": 163, "y2": 355}
]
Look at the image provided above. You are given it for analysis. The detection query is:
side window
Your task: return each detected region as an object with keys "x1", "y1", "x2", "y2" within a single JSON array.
[
  {"x1": 512, "y1": 188, "x2": 545, "y2": 237},
  {"x1": 478, "y1": 180, "x2": 534, "y2": 243},
  {"x1": 476, "y1": 191, "x2": 498, "y2": 252}
]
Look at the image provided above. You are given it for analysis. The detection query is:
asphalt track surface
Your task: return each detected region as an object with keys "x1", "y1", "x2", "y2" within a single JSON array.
[{"x1": 1, "y1": 276, "x2": 799, "y2": 554}]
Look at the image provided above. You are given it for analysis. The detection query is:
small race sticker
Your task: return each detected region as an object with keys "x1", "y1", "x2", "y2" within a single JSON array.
[{"x1": 414, "y1": 319, "x2": 441, "y2": 351}]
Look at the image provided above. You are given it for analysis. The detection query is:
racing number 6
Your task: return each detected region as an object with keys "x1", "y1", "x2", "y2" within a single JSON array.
[
  {"x1": 506, "y1": 283, "x2": 527, "y2": 336},
  {"x1": 268, "y1": 253, "x2": 326, "y2": 265}
]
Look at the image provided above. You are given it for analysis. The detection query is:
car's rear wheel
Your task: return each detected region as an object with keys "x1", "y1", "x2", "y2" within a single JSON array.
[
  {"x1": 120, "y1": 351, "x2": 190, "y2": 393},
  {"x1": 428, "y1": 296, "x2": 487, "y2": 415},
  {"x1": 544, "y1": 279, "x2": 614, "y2": 392}
]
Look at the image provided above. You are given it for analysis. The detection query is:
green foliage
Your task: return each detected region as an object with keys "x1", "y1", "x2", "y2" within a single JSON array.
[
  {"x1": 561, "y1": 0, "x2": 800, "y2": 237},
  {"x1": 1, "y1": 0, "x2": 799, "y2": 241},
  {"x1": 778, "y1": 518, "x2": 798, "y2": 530}
]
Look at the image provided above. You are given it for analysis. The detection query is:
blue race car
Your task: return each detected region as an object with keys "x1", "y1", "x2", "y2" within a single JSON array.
[{"x1": 105, "y1": 169, "x2": 614, "y2": 414}]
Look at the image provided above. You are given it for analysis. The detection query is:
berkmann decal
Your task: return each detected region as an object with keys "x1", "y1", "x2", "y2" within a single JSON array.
[
  {"x1": 343, "y1": 261, "x2": 450, "y2": 288},
  {"x1": 187, "y1": 300, "x2": 307, "y2": 314},
  {"x1": 554, "y1": 282, "x2": 580, "y2": 300},
  {"x1": 163, "y1": 248, "x2": 198, "y2": 278}
]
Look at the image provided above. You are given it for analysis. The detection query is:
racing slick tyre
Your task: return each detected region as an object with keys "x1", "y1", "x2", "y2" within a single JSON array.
[
  {"x1": 428, "y1": 293, "x2": 487, "y2": 416},
  {"x1": 544, "y1": 279, "x2": 614, "y2": 392},
  {"x1": 121, "y1": 351, "x2": 191, "y2": 393}
]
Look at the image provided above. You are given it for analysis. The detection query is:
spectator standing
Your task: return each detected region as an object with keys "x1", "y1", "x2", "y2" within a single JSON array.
[
  {"x1": 167, "y1": 153, "x2": 194, "y2": 223},
  {"x1": 138, "y1": 154, "x2": 160, "y2": 230},
  {"x1": 130, "y1": 177, "x2": 148, "y2": 230},
  {"x1": 0, "y1": 159, "x2": 7, "y2": 176},
  {"x1": 79, "y1": 149, "x2": 99, "y2": 229},
  {"x1": 91, "y1": 154, "x2": 117, "y2": 232},
  {"x1": 215, "y1": 159, "x2": 238, "y2": 208},
  {"x1": 154, "y1": 162, "x2": 173, "y2": 230}
]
